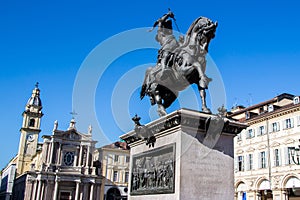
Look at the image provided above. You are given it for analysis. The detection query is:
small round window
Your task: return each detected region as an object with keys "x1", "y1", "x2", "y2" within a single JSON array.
[{"x1": 63, "y1": 152, "x2": 75, "y2": 166}]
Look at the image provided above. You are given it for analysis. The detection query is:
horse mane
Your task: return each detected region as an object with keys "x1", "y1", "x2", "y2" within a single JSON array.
[{"x1": 181, "y1": 17, "x2": 205, "y2": 48}]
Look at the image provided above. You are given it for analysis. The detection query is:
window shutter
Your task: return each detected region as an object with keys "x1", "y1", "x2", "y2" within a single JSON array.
[
  {"x1": 234, "y1": 156, "x2": 238, "y2": 172},
  {"x1": 269, "y1": 123, "x2": 273, "y2": 133},
  {"x1": 272, "y1": 150, "x2": 276, "y2": 167},
  {"x1": 291, "y1": 118, "x2": 294, "y2": 128},
  {"x1": 265, "y1": 151, "x2": 269, "y2": 168},
  {"x1": 245, "y1": 155, "x2": 249, "y2": 171},
  {"x1": 258, "y1": 152, "x2": 261, "y2": 169},
  {"x1": 278, "y1": 148, "x2": 282, "y2": 166},
  {"x1": 284, "y1": 147, "x2": 288, "y2": 165}
]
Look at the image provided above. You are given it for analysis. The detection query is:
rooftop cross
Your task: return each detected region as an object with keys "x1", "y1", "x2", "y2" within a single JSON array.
[{"x1": 70, "y1": 110, "x2": 78, "y2": 119}]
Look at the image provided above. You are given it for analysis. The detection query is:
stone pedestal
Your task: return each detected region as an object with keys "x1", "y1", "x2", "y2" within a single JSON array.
[{"x1": 120, "y1": 109, "x2": 247, "y2": 200}]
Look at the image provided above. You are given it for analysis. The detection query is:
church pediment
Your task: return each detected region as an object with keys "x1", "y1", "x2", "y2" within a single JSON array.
[{"x1": 62, "y1": 130, "x2": 81, "y2": 141}]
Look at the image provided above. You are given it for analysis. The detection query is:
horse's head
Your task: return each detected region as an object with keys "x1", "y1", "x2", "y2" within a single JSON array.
[{"x1": 186, "y1": 17, "x2": 218, "y2": 53}]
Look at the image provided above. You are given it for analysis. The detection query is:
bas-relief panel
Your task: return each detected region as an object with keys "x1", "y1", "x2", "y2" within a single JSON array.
[{"x1": 131, "y1": 143, "x2": 175, "y2": 195}]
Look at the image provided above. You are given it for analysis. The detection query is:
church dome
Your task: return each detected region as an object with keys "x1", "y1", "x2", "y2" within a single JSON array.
[{"x1": 26, "y1": 83, "x2": 42, "y2": 107}]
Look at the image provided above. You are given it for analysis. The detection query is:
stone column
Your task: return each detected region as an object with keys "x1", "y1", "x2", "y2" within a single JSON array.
[
  {"x1": 256, "y1": 191, "x2": 261, "y2": 200},
  {"x1": 83, "y1": 184, "x2": 88, "y2": 200},
  {"x1": 89, "y1": 183, "x2": 94, "y2": 200},
  {"x1": 78, "y1": 145, "x2": 83, "y2": 167},
  {"x1": 46, "y1": 142, "x2": 51, "y2": 164},
  {"x1": 31, "y1": 180, "x2": 37, "y2": 200},
  {"x1": 74, "y1": 149, "x2": 78, "y2": 167},
  {"x1": 53, "y1": 179, "x2": 59, "y2": 200},
  {"x1": 56, "y1": 143, "x2": 61, "y2": 165},
  {"x1": 75, "y1": 181, "x2": 80, "y2": 200},
  {"x1": 96, "y1": 184, "x2": 101, "y2": 200},
  {"x1": 40, "y1": 181, "x2": 45, "y2": 200},
  {"x1": 86, "y1": 145, "x2": 90, "y2": 167},
  {"x1": 24, "y1": 180, "x2": 34, "y2": 200},
  {"x1": 246, "y1": 191, "x2": 256, "y2": 200},
  {"x1": 49, "y1": 141, "x2": 54, "y2": 165},
  {"x1": 80, "y1": 190, "x2": 83, "y2": 200},
  {"x1": 36, "y1": 180, "x2": 42, "y2": 200},
  {"x1": 272, "y1": 189, "x2": 282, "y2": 200},
  {"x1": 282, "y1": 189, "x2": 288, "y2": 200}
]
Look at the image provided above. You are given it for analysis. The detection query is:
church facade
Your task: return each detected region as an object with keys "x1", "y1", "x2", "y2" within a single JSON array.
[{"x1": 1, "y1": 84, "x2": 103, "y2": 200}]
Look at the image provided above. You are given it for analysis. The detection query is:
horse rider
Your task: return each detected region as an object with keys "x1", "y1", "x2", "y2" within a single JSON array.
[{"x1": 149, "y1": 11, "x2": 179, "y2": 79}]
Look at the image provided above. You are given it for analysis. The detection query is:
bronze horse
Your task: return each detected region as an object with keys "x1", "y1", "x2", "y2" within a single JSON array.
[{"x1": 141, "y1": 14, "x2": 218, "y2": 116}]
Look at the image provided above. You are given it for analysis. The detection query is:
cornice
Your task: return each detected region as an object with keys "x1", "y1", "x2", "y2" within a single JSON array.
[
  {"x1": 120, "y1": 108, "x2": 247, "y2": 145},
  {"x1": 247, "y1": 105, "x2": 300, "y2": 125}
]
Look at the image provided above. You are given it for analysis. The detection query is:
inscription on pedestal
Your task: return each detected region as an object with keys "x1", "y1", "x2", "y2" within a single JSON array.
[{"x1": 131, "y1": 143, "x2": 175, "y2": 195}]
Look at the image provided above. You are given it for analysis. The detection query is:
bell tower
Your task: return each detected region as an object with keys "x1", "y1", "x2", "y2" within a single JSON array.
[{"x1": 16, "y1": 83, "x2": 43, "y2": 175}]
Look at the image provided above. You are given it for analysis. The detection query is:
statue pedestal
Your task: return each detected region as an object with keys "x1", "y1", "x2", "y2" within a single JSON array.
[{"x1": 120, "y1": 108, "x2": 246, "y2": 200}]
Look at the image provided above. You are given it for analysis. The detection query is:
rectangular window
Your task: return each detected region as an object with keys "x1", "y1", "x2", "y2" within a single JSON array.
[
  {"x1": 258, "y1": 126, "x2": 266, "y2": 136},
  {"x1": 125, "y1": 156, "x2": 130, "y2": 163},
  {"x1": 247, "y1": 129, "x2": 254, "y2": 139},
  {"x1": 284, "y1": 118, "x2": 294, "y2": 129},
  {"x1": 248, "y1": 154, "x2": 253, "y2": 170},
  {"x1": 260, "y1": 151, "x2": 266, "y2": 168},
  {"x1": 113, "y1": 171, "x2": 118, "y2": 182},
  {"x1": 238, "y1": 156, "x2": 244, "y2": 171},
  {"x1": 114, "y1": 155, "x2": 119, "y2": 162},
  {"x1": 237, "y1": 133, "x2": 242, "y2": 141},
  {"x1": 288, "y1": 147, "x2": 293, "y2": 165},
  {"x1": 271, "y1": 122, "x2": 280, "y2": 132},
  {"x1": 274, "y1": 149, "x2": 280, "y2": 167},
  {"x1": 297, "y1": 116, "x2": 300, "y2": 126},
  {"x1": 125, "y1": 172, "x2": 129, "y2": 183}
]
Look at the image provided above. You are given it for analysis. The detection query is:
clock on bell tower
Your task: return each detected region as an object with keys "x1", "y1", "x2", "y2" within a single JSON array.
[{"x1": 16, "y1": 82, "x2": 43, "y2": 175}]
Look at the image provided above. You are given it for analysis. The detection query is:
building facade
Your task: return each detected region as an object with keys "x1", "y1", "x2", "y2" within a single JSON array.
[
  {"x1": 12, "y1": 119, "x2": 102, "y2": 200},
  {"x1": 95, "y1": 142, "x2": 130, "y2": 200},
  {"x1": 231, "y1": 93, "x2": 300, "y2": 200},
  {"x1": 0, "y1": 164, "x2": 16, "y2": 200},
  {"x1": 1, "y1": 84, "x2": 103, "y2": 200}
]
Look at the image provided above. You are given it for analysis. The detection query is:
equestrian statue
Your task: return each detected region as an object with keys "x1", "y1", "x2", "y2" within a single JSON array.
[{"x1": 140, "y1": 10, "x2": 218, "y2": 116}]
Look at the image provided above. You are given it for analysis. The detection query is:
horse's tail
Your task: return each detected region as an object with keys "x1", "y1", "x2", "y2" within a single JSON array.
[
  {"x1": 140, "y1": 66, "x2": 154, "y2": 99},
  {"x1": 140, "y1": 84, "x2": 147, "y2": 100}
]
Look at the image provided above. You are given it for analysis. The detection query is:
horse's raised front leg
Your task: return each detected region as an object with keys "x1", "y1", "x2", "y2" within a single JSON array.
[
  {"x1": 194, "y1": 62, "x2": 211, "y2": 89},
  {"x1": 199, "y1": 89, "x2": 211, "y2": 114}
]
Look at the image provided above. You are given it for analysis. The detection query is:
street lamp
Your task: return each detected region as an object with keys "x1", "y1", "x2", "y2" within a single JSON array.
[{"x1": 290, "y1": 147, "x2": 300, "y2": 165}]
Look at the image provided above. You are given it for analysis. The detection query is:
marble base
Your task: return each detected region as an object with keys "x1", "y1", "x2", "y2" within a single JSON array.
[{"x1": 121, "y1": 108, "x2": 246, "y2": 200}]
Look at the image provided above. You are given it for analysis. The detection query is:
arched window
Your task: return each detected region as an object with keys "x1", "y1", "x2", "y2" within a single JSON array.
[{"x1": 29, "y1": 119, "x2": 35, "y2": 127}]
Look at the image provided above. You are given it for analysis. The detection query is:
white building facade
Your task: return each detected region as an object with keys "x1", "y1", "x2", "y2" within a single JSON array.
[
  {"x1": 232, "y1": 94, "x2": 300, "y2": 200},
  {"x1": 95, "y1": 142, "x2": 130, "y2": 200}
]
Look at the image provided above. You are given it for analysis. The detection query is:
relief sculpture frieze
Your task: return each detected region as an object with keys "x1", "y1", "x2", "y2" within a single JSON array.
[{"x1": 131, "y1": 143, "x2": 176, "y2": 195}]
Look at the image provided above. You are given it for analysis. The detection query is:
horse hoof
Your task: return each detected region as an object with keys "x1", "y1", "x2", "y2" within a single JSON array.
[
  {"x1": 158, "y1": 110, "x2": 167, "y2": 117},
  {"x1": 202, "y1": 107, "x2": 212, "y2": 114}
]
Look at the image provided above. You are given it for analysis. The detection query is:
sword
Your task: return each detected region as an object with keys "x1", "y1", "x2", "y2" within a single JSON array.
[{"x1": 168, "y1": 8, "x2": 181, "y2": 33}]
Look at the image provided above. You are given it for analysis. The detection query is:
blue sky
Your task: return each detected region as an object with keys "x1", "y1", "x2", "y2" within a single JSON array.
[{"x1": 1, "y1": 0, "x2": 300, "y2": 170}]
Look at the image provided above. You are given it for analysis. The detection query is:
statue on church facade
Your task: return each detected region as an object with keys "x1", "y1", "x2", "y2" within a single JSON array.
[{"x1": 141, "y1": 11, "x2": 218, "y2": 116}]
